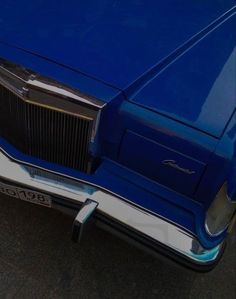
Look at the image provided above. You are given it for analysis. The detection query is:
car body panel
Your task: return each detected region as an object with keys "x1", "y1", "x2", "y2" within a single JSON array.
[
  {"x1": 0, "y1": 0, "x2": 234, "y2": 89},
  {"x1": 0, "y1": 2, "x2": 235, "y2": 137},
  {"x1": 0, "y1": 43, "x2": 120, "y2": 104},
  {"x1": 196, "y1": 110, "x2": 236, "y2": 207},
  {"x1": 100, "y1": 100, "x2": 218, "y2": 197},
  {"x1": 0, "y1": 1, "x2": 235, "y2": 269},
  {"x1": 119, "y1": 130, "x2": 206, "y2": 196},
  {"x1": 130, "y1": 15, "x2": 236, "y2": 138}
]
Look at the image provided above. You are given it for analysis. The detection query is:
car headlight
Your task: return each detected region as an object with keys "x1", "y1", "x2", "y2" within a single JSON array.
[{"x1": 205, "y1": 183, "x2": 236, "y2": 236}]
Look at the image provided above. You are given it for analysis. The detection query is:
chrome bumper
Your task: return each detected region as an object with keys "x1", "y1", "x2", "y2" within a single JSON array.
[{"x1": 0, "y1": 149, "x2": 224, "y2": 270}]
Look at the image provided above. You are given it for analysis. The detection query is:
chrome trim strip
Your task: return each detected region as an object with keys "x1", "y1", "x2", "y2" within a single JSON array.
[
  {"x1": 205, "y1": 221, "x2": 227, "y2": 238},
  {"x1": 0, "y1": 58, "x2": 105, "y2": 109},
  {"x1": 0, "y1": 144, "x2": 192, "y2": 234},
  {"x1": 205, "y1": 212, "x2": 236, "y2": 237},
  {"x1": 0, "y1": 58, "x2": 106, "y2": 141},
  {"x1": 205, "y1": 183, "x2": 236, "y2": 237},
  {"x1": 0, "y1": 150, "x2": 223, "y2": 265}
]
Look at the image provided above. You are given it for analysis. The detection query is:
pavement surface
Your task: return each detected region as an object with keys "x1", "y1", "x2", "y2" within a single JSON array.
[{"x1": 0, "y1": 194, "x2": 235, "y2": 299}]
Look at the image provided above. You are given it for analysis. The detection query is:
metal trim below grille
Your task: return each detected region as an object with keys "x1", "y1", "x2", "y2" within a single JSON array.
[{"x1": 0, "y1": 148, "x2": 225, "y2": 269}]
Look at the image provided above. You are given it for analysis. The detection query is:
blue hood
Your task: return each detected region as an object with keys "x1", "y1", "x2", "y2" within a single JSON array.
[
  {"x1": 0, "y1": 0, "x2": 234, "y2": 88},
  {"x1": 0, "y1": 1, "x2": 235, "y2": 137}
]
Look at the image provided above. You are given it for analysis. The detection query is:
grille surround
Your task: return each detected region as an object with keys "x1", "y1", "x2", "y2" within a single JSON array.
[{"x1": 0, "y1": 58, "x2": 105, "y2": 173}]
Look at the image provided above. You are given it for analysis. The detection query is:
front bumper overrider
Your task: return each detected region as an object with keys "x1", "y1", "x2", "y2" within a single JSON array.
[{"x1": 0, "y1": 149, "x2": 225, "y2": 271}]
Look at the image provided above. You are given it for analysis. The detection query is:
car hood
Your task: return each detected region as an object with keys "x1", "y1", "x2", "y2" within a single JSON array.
[
  {"x1": 130, "y1": 14, "x2": 236, "y2": 138},
  {"x1": 0, "y1": 1, "x2": 235, "y2": 137}
]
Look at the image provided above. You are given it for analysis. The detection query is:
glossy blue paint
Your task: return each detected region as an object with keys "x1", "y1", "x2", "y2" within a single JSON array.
[
  {"x1": 100, "y1": 99, "x2": 219, "y2": 203},
  {"x1": 119, "y1": 131, "x2": 206, "y2": 196},
  {"x1": 196, "y1": 110, "x2": 236, "y2": 208},
  {"x1": 0, "y1": 136, "x2": 225, "y2": 249},
  {"x1": 0, "y1": 1, "x2": 234, "y2": 89},
  {"x1": 100, "y1": 101, "x2": 218, "y2": 162},
  {"x1": 0, "y1": 136, "x2": 196, "y2": 233},
  {"x1": 0, "y1": 43, "x2": 120, "y2": 103},
  {"x1": 0, "y1": 1, "x2": 235, "y2": 252},
  {"x1": 130, "y1": 15, "x2": 236, "y2": 138}
]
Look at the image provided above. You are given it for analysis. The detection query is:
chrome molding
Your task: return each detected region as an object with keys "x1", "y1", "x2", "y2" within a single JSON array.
[
  {"x1": 205, "y1": 210, "x2": 236, "y2": 237},
  {"x1": 0, "y1": 150, "x2": 223, "y2": 265},
  {"x1": 0, "y1": 58, "x2": 105, "y2": 140},
  {"x1": 205, "y1": 183, "x2": 236, "y2": 237}
]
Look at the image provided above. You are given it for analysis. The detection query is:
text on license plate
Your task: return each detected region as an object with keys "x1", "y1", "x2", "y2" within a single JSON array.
[{"x1": 0, "y1": 181, "x2": 51, "y2": 207}]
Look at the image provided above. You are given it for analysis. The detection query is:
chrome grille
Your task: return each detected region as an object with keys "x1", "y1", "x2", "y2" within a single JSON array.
[
  {"x1": 0, "y1": 83, "x2": 93, "y2": 172},
  {"x1": 0, "y1": 58, "x2": 105, "y2": 173}
]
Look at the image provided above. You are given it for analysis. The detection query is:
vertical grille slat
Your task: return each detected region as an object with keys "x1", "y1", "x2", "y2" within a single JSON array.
[{"x1": 0, "y1": 84, "x2": 94, "y2": 173}]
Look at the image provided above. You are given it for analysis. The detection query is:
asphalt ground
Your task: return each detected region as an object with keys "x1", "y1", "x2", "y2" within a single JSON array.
[{"x1": 0, "y1": 194, "x2": 235, "y2": 299}]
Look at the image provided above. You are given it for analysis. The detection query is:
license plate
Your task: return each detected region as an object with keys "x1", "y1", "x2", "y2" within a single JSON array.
[{"x1": 0, "y1": 181, "x2": 51, "y2": 207}]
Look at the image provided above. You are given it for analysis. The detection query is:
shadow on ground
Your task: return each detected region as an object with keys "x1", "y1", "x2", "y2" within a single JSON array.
[{"x1": 0, "y1": 195, "x2": 235, "y2": 299}]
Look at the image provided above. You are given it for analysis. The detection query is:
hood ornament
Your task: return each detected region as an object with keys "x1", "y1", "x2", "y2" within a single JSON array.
[{"x1": 162, "y1": 160, "x2": 196, "y2": 175}]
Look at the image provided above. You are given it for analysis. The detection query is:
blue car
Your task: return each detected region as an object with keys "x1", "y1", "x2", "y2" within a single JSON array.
[{"x1": 0, "y1": 1, "x2": 235, "y2": 271}]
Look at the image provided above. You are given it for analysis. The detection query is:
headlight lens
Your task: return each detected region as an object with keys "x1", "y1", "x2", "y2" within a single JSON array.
[{"x1": 205, "y1": 183, "x2": 236, "y2": 236}]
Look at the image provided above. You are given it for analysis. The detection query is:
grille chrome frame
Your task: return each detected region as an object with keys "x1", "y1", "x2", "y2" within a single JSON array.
[{"x1": 0, "y1": 58, "x2": 105, "y2": 173}]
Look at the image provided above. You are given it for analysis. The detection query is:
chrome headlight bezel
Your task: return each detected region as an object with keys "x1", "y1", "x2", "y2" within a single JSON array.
[{"x1": 205, "y1": 182, "x2": 236, "y2": 236}]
